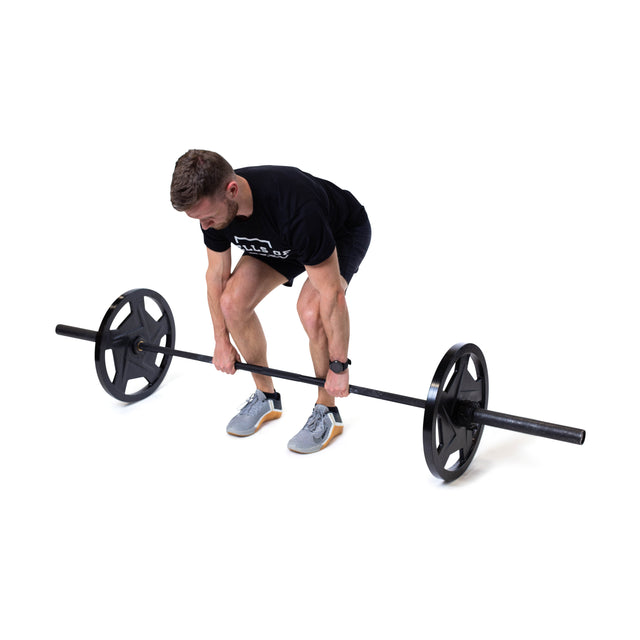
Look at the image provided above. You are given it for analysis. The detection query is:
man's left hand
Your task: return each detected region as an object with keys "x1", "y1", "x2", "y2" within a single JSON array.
[{"x1": 325, "y1": 369, "x2": 350, "y2": 398}]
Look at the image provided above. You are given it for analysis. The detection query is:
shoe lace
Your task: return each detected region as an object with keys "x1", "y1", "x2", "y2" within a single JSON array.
[
  {"x1": 302, "y1": 405, "x2": 327, "y2": 433},
  {"x1": 238, "y1": 392, "x2": 263, "y2": 416}
]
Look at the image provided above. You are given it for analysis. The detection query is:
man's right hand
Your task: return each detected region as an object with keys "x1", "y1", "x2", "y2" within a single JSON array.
[{"x1": 213, "y1": 339, "x2": 241, "y2": 374}]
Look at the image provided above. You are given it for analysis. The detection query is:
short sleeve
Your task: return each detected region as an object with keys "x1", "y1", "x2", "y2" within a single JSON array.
[
  {"x1": 288, "y1": 204, "x2": 336, "y2": 266},
  {"x1": 201, "y1": 226, "x2": 231, "y2": 252}
]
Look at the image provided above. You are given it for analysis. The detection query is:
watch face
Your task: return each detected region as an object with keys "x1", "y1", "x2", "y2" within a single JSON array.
[{"x1": 330, "y1": 361, "x2": 346, "y2": 373}]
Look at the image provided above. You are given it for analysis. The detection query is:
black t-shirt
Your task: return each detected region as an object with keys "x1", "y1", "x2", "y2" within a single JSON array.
[{"x1": 201, "y1": 166, "x2": 366, "y2": 266}]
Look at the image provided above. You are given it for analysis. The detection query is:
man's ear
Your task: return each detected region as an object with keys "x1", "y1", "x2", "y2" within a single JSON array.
[{"x1": 225, "y1": 180, "x2": 239, "y2": 199}]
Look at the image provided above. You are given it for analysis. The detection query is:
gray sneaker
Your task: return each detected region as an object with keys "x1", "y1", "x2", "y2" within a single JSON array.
[
  {"x1": 287, "y1": 404, "x2": 343, "y2": 454},
  {"x1": 226, "y1": 390, "x2": 283, "y2": 437}
]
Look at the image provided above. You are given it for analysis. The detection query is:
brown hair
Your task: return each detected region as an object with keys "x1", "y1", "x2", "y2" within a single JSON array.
[{"x1": 170, "y1": 150, "x2": 235, "y2": 211}]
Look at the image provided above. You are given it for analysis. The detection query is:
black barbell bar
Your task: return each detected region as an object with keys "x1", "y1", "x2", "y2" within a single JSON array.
[
  {"x1": 138, "y1": 341, "x2": 584, "y2": 445},
  {"x1": 138, "y1": 340, "x2": 433, "y2": 409},
  {"x1": 55, "y1": 324, "x2": 584, "y2": 446}
]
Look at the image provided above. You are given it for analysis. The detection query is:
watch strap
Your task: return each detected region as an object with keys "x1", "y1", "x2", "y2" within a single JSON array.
[{"x1": 329, "y1": 358, "x2": 351, "y2": 373}]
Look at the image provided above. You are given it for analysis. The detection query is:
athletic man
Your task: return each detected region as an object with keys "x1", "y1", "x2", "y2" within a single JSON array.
[{"x1": 170, "y1": 150, "x2": 371, "y2": 453}]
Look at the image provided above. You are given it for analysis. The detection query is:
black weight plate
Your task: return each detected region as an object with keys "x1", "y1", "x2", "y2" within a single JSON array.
[
  {"x1": 423, "y1": 343, "x2": 489, "y2": 481},
  {"x1": 94, "y1": 289, "x2": 175, "y2": 402}
]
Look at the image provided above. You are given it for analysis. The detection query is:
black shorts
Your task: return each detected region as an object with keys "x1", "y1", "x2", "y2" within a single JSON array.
[{"x1": 246, "y1": 210, "x2": 372, "y2": 287}]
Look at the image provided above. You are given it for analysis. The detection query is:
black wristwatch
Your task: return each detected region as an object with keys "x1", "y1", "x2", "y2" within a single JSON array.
[{"x1": 329, "y1": 358, "x2": 351, "y2": 373}]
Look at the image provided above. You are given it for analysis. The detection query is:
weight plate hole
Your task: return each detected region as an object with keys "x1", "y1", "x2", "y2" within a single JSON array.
[
  {"x1": 445, "y1": 450, "x2": 461, "y2": 470},
  {"x1": 155, "y1": 335, "x2": 167, "y2": 367},
  {"x1": 111, "y1": 303, "x2": 131, "y2": 331},
  {"x1": 443, "y1": 367, "x2": 456, "y2": 390},
  {"x1": 144, "y1": 296, "x2": 164, "y2": 322},
  {"x1": 105, "y1": 349, "x2": 116, "y2": 382},
  {"x1": 125, "y1": 378, "x2": 150, "y2": 395},
  {"x1": 467, "y1": 357, "x2": 478, "y2": 381}
]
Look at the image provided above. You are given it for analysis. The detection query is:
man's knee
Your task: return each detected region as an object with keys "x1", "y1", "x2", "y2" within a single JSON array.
[
  {"x1": 220, "y1": 284, "x2": 252, "y2": 326},
  {"x1": 297, "y1": 296, "x2": 324, "y2": 340}
]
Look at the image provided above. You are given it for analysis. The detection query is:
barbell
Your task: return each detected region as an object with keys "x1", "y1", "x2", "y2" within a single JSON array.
[{"x1": 55, "y1": 288, "x2": 585, "y2": 481}]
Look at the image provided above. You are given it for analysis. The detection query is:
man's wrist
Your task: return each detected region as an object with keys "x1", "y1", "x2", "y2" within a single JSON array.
[
  {"x1": 329, "y1": 358, "x2": 351, "y2": 373},
  {"x1": 214, "y1": 328, "x2": 231, "y2": 342}
]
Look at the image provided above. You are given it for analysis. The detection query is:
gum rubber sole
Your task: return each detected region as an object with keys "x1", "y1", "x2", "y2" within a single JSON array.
[
  {"x1": 227, "y1": 410, "x2": 282, "y2": 437},
  {"x1": 288, "y1": 422, "x2": 344, "y2": 454}
]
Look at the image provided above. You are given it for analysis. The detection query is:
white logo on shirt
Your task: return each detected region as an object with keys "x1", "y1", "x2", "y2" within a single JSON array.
[{"x1": 234, "y1": 236, "x2": 292, "y2": 259}]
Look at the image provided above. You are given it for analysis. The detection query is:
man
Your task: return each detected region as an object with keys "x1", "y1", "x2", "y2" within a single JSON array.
[{"x1": 170, "y1": 150, "x2": 371, "y2": 453}]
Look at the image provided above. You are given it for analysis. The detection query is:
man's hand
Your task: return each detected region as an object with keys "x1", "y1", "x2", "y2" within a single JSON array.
[
  {"x1": 213, "y1": 339, "x2": 241, "y2": 374},
  {"x1": 325, "y1": 369, "x2": 350, "y2": 398}
]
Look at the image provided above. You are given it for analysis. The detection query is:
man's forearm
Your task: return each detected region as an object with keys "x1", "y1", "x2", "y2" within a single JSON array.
[
  {"x1": 320, "y1": 289, "x2": 350, "y2": 363},
  {"x1": 206, "y1": 278, "x2": 231, "y2": 344}
]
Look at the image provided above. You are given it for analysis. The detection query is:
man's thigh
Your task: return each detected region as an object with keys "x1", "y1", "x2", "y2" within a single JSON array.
[{"x1": 226, "y1": 254, "x2": 288, "y2": 310}]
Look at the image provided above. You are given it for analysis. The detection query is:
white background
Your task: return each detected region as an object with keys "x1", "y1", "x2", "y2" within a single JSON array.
[{"x1": 2, "y1": 1, "x2": 639, "y2": 638}]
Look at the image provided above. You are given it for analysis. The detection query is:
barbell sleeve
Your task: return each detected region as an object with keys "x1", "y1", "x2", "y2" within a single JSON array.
[
  {"x1": 472, "y1": 407, "x2": 586, "y2": 445},
  {"x1": 55, "y1": 324, "x2": 98, "y2": 342}
]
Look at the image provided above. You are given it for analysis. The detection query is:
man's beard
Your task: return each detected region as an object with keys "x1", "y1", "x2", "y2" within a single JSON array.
[{"x1": 214, "y1": 197, "x2": 241, "y2": 230}]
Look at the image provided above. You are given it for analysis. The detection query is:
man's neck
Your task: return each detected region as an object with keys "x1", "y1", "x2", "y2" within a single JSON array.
[{"x1": 236, "y1": 175, "x2": 254, "y2": 218}]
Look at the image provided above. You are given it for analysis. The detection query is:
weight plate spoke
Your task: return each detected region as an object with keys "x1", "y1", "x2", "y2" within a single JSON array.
[
  {"x1": 149, "y1": 313, "x2": 173, "y2": 347},
  {"x1": 436, "y1": 412, "x2": 461, "y2": 467},
  {"x1": 111, "y1": 342, "x2": 162, "y2": 387},
  {"x1": 139, "y1": 359, "x2": 162, "y2": 383},
  {"x1": 435, "y1": 410, "x2": 477, "y2": 473},
  {"x1": 447, "y1": 354, "x2": 470, "y2": 399},
  {"x1": 110, "y1": 353, "x2": 129, "y2": 395}
]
